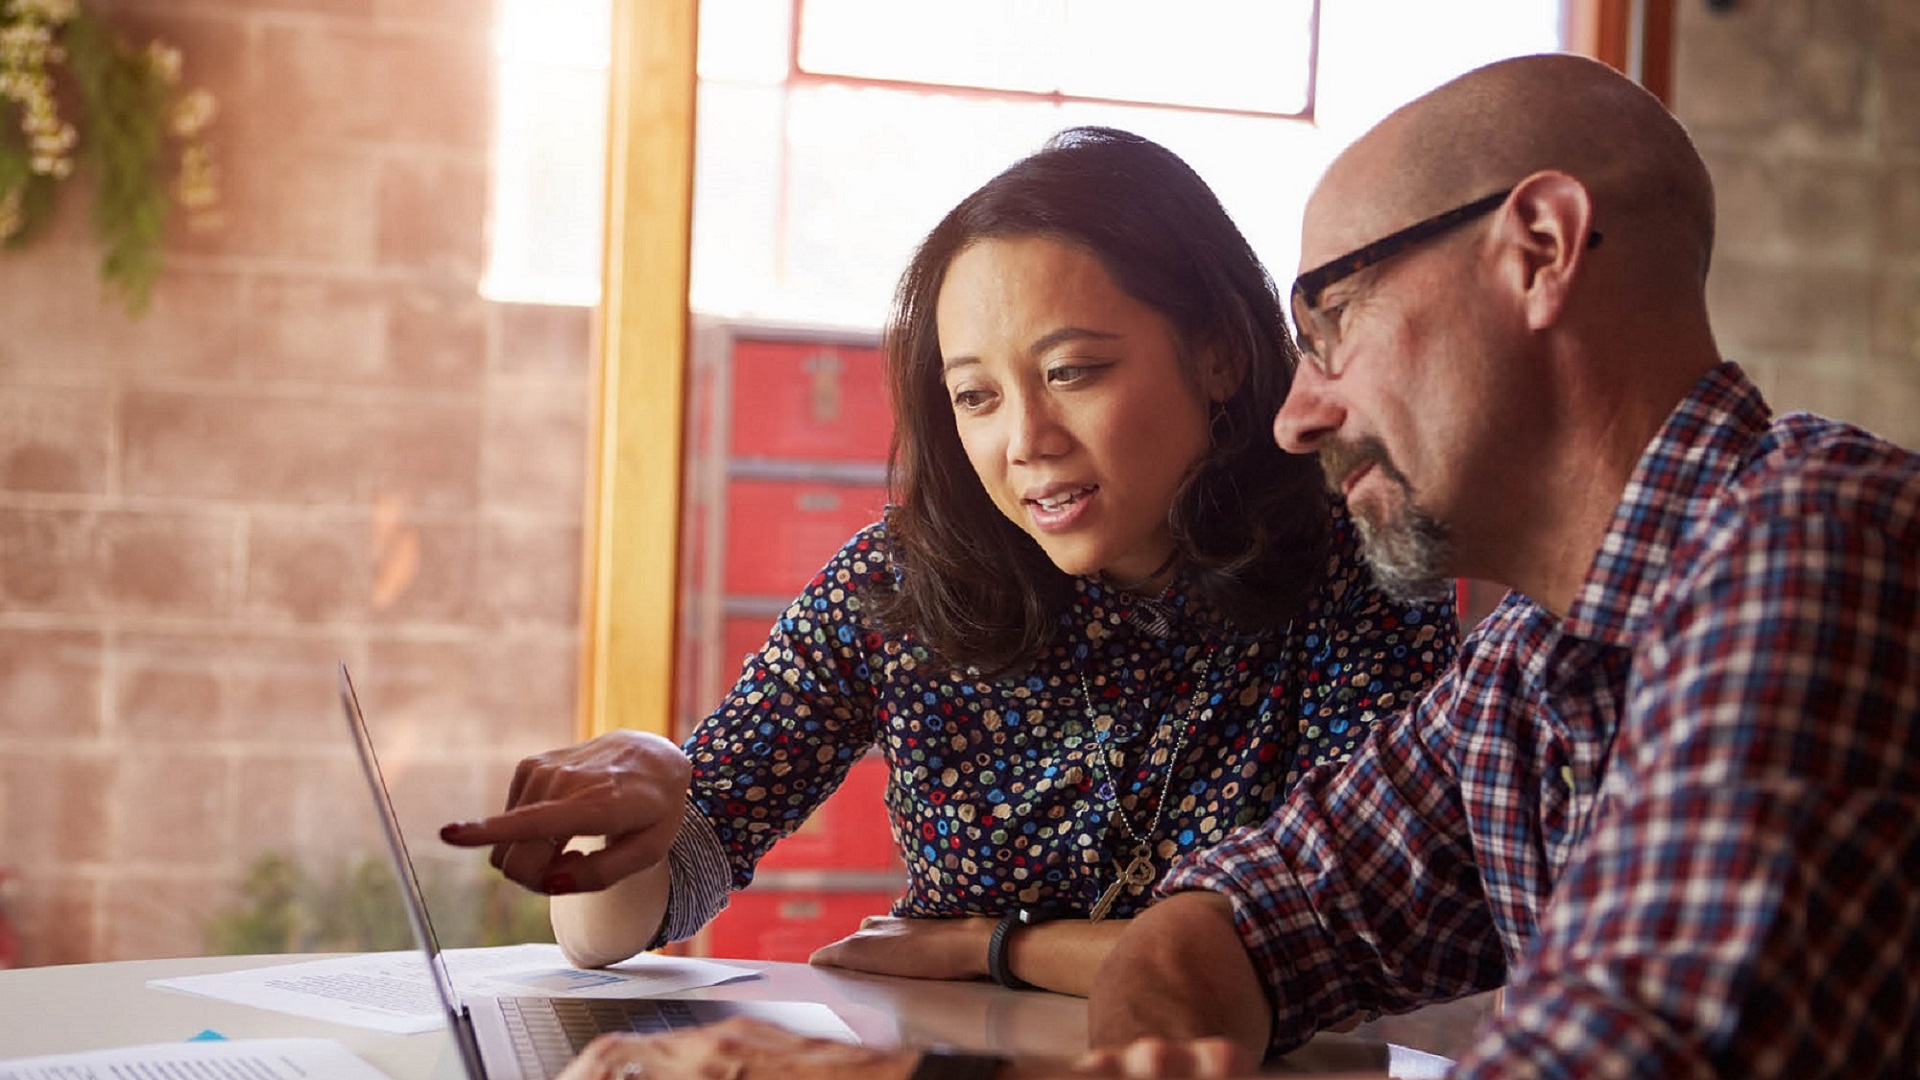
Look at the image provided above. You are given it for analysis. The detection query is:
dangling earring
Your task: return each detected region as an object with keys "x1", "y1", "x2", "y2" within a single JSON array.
[{"x1": 1208, "y1": 400, "x2": 1236, "y2": 450}]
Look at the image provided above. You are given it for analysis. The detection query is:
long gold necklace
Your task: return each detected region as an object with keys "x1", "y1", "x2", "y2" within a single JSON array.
[{"x1": 1079, "y1": 650, "x2": 1214, "y2": 922}]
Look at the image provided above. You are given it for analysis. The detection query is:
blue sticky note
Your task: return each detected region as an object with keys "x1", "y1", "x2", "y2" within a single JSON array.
[{"x1": 188, "y1": 1029, "x2": 228, "y2": 1041}]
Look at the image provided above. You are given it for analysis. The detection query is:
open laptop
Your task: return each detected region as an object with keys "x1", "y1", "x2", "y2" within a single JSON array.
[{"x1": 337, "y1": 662, "x2": 856, "y2": 1080}]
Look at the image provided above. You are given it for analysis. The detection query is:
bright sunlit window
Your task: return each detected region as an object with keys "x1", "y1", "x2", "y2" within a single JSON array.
[
  {"x1": 795, "y1": 0, "x2": 1316, "y2": 117},
  {"x1": 482, "y1": 0, "x2": 612, "y2": 306},
  {"x1": 483, "y1": 0, "x2": 1564, "y2": 318}
]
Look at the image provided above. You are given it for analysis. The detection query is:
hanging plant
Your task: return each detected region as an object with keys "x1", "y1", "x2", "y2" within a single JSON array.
[{"x1": 0, "y1": 0, "x2": 219, "y2": 315}]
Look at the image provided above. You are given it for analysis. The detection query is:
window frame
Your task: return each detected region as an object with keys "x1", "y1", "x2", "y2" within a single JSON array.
[{"x1": 784, "y1": 0, "x2": 1323, "y2": 123}]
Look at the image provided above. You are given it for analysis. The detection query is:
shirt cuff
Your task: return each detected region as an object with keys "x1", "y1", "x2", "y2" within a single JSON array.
[{"x1": 653, "y1": 801, "x2": 733, "y2": 947}]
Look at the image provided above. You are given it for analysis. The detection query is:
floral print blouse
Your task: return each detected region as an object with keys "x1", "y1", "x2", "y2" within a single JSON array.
[{"x1": 655, "y1": 507, "x2": 1456, "y2": 941}]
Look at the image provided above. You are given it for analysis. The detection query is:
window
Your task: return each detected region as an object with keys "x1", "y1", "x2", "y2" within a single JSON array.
[
  {"x1": 793, "y1": 0, "x2": 1316, "y2": 117},
  {"x1": 482, "y1": 0, "x2": 612, "y2": 306},
  {"x1": 689, "y1": 0, "x2": 1559, "y2": 326},
  {"x1": 484, "y1": 0, "x2": 1564, "y2": 324}
]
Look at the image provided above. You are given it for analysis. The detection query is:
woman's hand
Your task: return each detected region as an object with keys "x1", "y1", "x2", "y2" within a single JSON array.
[
  {"x1": 555, "y1": 1017, "x2": 919, "y2": 1080},
  {"x1": 809, "y1": 915, "x2": 995, "y2": 980},
  {"x1": 439, "y1": 729, "x2": 692, "y2": 895}
]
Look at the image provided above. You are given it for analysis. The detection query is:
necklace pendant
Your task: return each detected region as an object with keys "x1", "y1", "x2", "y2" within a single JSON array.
[
  {"x1": 1088, "y1": 845, "x2": 1157, "y2": 923},
  {"x1": 1089, "y1": 875, "x2": 1126, "y2": 922}
]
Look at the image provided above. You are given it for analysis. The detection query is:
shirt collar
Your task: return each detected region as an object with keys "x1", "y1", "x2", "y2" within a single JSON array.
[
  {"x1": 1560, "y1": 361, "x2": 1773, "y2": 645},
  {"x1": 1079, "y1": 573, "x2": 1179, "y2": 631}
]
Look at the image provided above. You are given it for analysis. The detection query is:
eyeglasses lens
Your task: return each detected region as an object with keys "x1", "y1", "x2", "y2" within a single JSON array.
[{"x1": 1290, "y1": 290, "x2": 1332, "y2": 376}]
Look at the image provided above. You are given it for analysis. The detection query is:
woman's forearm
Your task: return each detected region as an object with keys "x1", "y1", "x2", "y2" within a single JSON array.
[
  {"x1": 551, "y1": 856, "x2": 673, "y2": 968},
  {"x1": 1005, "y1": 916, "x2": 1128, "y2": 997}
]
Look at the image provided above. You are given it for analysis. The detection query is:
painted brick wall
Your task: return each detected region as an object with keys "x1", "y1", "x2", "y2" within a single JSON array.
[
  {"x1": 1675, "y1": 0, "x2": 1920, "y2": 445},
  {"x1": 0, "y1": 0, "x2": 588, "y2": 964}
]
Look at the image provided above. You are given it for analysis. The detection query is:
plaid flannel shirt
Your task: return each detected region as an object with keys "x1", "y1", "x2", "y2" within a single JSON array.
[{"x1": 1163, "y1": 362, "x2": 1920, "y2": 1078}]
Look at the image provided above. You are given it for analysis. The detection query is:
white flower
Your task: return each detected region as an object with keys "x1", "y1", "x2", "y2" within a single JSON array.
[
  {"x1": 174, "y1": 143, "x2": 218, "y2": 211},
  {"x1": 12, "y1": 0, "x2": 79, "y2": 24},
  {"x1": 170, "y1": 87, "x2": 216, "y2": 137},
  {"x1": 146, "y1": 40, "x2": 181, "y2": 84},
  {"x1": 0, "y1": 23, "x2": 55, "y2": 66}
]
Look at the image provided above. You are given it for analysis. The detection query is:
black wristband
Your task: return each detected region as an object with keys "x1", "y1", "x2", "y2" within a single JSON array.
[
  {"x1": 989, "y1": 906, "x2": 1068, "y2": 990},
  {"x1": 986, "y1": 909, "x2": 1032, "y2": 989},
  {"x1": 907, "y1": 1049, "x2": 1008, "y2": 1080}
]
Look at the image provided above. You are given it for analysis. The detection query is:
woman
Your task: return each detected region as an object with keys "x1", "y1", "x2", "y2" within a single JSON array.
[{"x1": 441, "y1": 127, "x2": 1456, "y2": 996}]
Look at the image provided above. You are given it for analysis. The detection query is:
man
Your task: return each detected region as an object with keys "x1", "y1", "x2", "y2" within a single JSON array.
[
  {"x1": 1092, "y1": 50, "x2": 1920, "y2": 1077},
  {"x1": 555, "y1": 52, "x2": 1919, "y2": 1080}
]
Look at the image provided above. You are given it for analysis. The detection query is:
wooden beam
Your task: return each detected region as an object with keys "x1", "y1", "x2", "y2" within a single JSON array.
[
  {"x1": 1567, "y1": 0, "x2": 1676, "y2": 104},
  {"x1": 579, "y1": 0, "x2": 699, "y2": 739}
]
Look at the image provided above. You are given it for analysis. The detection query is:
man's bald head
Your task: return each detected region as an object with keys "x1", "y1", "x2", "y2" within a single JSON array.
[{"x1": 1308, "y1": 54, "x2": 1715, "y2": 287}]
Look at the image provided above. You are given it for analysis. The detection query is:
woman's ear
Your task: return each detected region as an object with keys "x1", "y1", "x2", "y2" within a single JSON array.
[{"x1": 1199, "y1": 347, "x2": 1245, "y2": 403}]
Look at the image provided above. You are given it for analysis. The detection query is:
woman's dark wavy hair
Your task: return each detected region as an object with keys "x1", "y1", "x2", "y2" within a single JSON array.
[{"x1": 874, "y1": 126, "x2": 1331, "y2": 675}]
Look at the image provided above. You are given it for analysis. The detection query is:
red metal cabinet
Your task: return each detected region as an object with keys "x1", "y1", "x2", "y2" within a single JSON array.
[
  {"x1": 680, "y1": 321, "x2": 907, "y2": 960},
  {"x1": 720, "y1": 615, "x2": 770, "y2": 684},
  {"x1": 700, "y1": 888, "x2": 902, "y2": 963},
  {"x1": 728, "y1": 339, "x2": 893, "y2": 463},
  {"x1": 721, "y1": 479, "x2": 888, "y2": 599}
]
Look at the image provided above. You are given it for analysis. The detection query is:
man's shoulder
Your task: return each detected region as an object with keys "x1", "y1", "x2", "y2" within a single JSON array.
[
  {"x1": 1656, "y1": 414, "x2": 1920, "y2": 601},
  {"x1": 1760, "y1": 411, "x2": 1920, "y2": 476},
  {"x1": 1714, "y1": 413, "x2": 1920, "y2": 530}
]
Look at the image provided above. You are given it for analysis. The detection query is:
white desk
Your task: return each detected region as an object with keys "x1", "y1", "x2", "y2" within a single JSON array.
[{"x1": 0, "y1": 953, "x2": 1465, "y2": 1078}]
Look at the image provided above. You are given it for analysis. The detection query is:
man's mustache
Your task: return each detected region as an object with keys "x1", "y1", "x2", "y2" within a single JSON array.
[{"x1": 1317, "y1": 437, "x2": 1411, "y2": 496}]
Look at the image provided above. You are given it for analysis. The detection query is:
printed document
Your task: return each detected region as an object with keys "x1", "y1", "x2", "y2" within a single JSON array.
[
  {"x1": 148, "y1": 943, "x2": 760, "y2": 1034},
  {"x1": 0, "y1": 1037, "x2": 393, "y2": 1080}
]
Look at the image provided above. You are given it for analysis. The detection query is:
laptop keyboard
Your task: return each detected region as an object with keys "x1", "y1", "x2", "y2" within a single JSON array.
[{"x1": 502, "y1": 997, "x2": 704, "y2": 1079}]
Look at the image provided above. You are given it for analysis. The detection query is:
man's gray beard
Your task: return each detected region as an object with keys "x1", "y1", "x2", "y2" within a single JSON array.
[
  {"x1": 1319, "y1": 436, "x2": 1455, "y2": 603},
  {"x1": 1353, "y1": 501, "x2": 1455, "y2": 605}
]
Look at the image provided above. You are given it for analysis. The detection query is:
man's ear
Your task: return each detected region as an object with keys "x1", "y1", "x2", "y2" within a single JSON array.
[{"x1": 1500, "y1": 170, "x2": 1595, "y2": 331}]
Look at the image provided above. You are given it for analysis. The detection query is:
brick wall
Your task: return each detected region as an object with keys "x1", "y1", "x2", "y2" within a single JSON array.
[
  {"x1": 1675, "y1": 0, "x2": 1920, "y2": 445},
  {"x1": 0, "y1": 0, "x2": 587, "y2": 964}
]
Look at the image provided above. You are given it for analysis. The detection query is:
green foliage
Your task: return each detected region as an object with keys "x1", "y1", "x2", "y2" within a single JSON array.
[
  {"x1": 0, "y1": 1, "x2": 216, "y2": 316},
  {"x1": 62, "y1": 7, "x2": 168, "y2": 315},
  {"x1": 205, "y1": 852, "x2": 557, "y2": 957},
  {"x1": 203, "y1": 853, "x2": 305, "y2": 955},
  {"x1": 0, "y1": 137, "x2": 57, "y2": 243},
  {"x1": 472, "y1": 868, "x2": 566, "y2": 947}
]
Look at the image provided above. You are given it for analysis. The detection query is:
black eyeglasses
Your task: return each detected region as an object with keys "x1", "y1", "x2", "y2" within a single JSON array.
[{"x1": 1289, "y1": 188, "x2": 1602, "y2": 377}]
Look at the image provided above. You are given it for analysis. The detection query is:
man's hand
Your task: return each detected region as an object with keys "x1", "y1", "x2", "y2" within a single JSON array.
[
  {"x1": 809, "y1": 915, "x2": 994, "y2": 980},
  {"x1": 1076, "y1": 1037, "x2": 1255, "y2": 1078},
  {"x1": 553, "y1": 1016, "x2": 1261, "y2": 1080},
  {"x1": 1086, "y1": 892, "x2": 1269, "y2": 1063}
]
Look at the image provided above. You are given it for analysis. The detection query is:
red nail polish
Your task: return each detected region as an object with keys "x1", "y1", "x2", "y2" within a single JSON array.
[{"x1": 543, "y1": 872, "x2": 576, "y2": 894}]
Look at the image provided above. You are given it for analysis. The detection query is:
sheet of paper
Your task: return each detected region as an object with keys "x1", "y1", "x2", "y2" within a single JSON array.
[
  {"x1": 0, "y1": 1036, "x2": 394, "y2": 1080},
  {"x1": 148, "y1": 944, "x2": 761, "y2": 1034}
]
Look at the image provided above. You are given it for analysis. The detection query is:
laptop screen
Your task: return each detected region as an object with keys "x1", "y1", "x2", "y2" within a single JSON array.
[{"x1": 337, "y1": 663, "x2": 471, "y2": 1039}]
